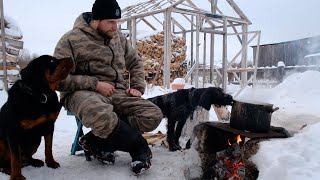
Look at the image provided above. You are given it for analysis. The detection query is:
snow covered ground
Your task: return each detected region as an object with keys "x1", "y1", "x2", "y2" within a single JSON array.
[{"x1": 0, "y1": 71, "x2": 320, "y2": 180}]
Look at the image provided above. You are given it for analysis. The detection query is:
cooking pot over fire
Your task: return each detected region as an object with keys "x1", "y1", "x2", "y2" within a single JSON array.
[{"x1": 230, "y1": 99, "x2": 279, "y2": 133}]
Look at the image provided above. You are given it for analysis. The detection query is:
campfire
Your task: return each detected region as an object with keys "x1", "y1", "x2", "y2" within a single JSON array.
[
  {"x1": 181, "y1": 99, "x2": 292, "y2": 179},
  {"x1": 214, "y1": 135, "x2": 257, "y2": 180},
  {"x1": 186, "y1": 122, "x2": 291, "y2": 180}
]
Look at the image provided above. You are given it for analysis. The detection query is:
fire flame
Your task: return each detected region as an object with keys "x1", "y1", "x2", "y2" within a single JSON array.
[
  {"x1": 228, "y1": 135, "x2": 243, "y2": 146},
  {"x1": 223, "y1": 135, "x2": 245, "y2": 179},
  {"x1": 236, "y1": 135, "x2": 242, "y2": 144},
  {"x1": 225, "y1": 161, "x2": 244, "y2": 179}
]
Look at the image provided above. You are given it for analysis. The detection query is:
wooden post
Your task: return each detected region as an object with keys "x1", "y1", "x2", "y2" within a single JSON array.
[
  {"x1": 0, "y1": 0, "x2": 8, "y2": 91},
  {"x1": 222, "y1": 19, "x2": 228, "y2": 91},
  {"x1": 210, "y1": 0, "x2": 217, "y2": 85},
  {"x1": 131, "y1": 18, "x2": 137, "y2": 49},
  {"x1": 190, "y1": 15, "x2": 194, "y2": 85},
  {"x1": 127, "y1": 20, "x2": 132, "y2": 45},
  {"x1": 203, "y1": 33, "x2": 206, "y2": 88},
  {"x1": 241, "y1": 23, "x2": 248, "y2": 88},
  {"x1": 252, "y1": 32, "x2": 261, "y2": 87},
  {"x1": 195, "y1": 15, "x2": 200, "y2": 88},
  {"x1": 164, "y1": 9, "x2": 172, "y2": 89}
]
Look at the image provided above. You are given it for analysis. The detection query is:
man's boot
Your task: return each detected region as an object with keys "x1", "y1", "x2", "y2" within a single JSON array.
[
  {"x1": 108, "y1": 120, "x2": 152, "y2": 175},
  {"x1": 79, "y1": 119, "x2": 152, "y2": 175},
  {"x1": 79, "y1": 131, "x2": 115, "y2": 164}
]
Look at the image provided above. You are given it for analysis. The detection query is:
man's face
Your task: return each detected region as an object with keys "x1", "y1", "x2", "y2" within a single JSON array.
[{"x1": 97, "y1": 19, "x2": 119, "y2": 39}]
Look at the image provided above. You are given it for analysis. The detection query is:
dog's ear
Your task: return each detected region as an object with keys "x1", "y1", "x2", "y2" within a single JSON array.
[
  {"x1": 189, "y1": 88, "x2": 199, "y2": 108},
  {"x1": 20, "y1": 61, "x2": 36, "y2": 81},
  {"x1": 20, "y1": 55, "x2": 49, "y2": 83},
  {"x1": 198, "y1": 89, "x2": 212, "y2": 110}
]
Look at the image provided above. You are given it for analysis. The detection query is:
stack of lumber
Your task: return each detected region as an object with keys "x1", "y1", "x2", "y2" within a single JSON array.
[
  {"x1": 0, "y1": 17, "x2": 23, "y2": 71},
  {"x1": 136, "y1": 31, "x2": 187, "y2": 86}
]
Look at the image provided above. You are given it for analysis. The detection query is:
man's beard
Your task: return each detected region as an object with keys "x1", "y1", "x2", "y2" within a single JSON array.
[{"x1": 97, "y1": 27, "x2": 113, "y2": 39}]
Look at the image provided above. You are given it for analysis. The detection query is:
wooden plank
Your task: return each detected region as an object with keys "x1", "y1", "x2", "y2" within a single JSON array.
[
  {"x1": 4, "y1": 45, "x2": 19, "y2": 55},
  {"x1": 141, "y1": 17, "x2": 157, "y2": 31},
  {"x1": 225, "y1": 0, "x2": 251, "y2": 24},
  {"x1": 0, "y1": 53, "x2": 17, "y2": 62},
  {"x1": 227, "y1": 68, "x2": 255, "y2": 73},
  {"x1": 0, "y1": 65, "x2": 16, "y2": 70},
  {"x1": 0, "y1": 33, "x2": 22, "y2": 40},
  {"x1": 5, "y1": 38, "x2": 23, "y2": 49}
]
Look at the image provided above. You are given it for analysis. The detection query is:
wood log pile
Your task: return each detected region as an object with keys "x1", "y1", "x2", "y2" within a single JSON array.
[{"x1": 136, "y1": 31, "x2": 187, "y2": 86}]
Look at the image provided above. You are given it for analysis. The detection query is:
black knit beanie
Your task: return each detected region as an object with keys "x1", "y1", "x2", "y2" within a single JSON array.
[{"x1": 92, "y1": 0, "x2": 121, "y2": 20}]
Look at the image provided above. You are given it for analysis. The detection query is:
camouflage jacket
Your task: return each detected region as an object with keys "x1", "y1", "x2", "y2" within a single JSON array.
[{"x1": 54, "y1": 12, "x2": 145, "y2": 97}]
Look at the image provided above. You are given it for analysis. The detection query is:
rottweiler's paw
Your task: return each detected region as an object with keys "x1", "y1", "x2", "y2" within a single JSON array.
[
  {"x1": 46, "y1": 160, "x2": 60, "y2": 169},
  {"x1": 28, "y1": 158, "x2": 44, "y2": 167},
  {"x1": 10, "y1": 174, "x2": 26, "y2": 180}
]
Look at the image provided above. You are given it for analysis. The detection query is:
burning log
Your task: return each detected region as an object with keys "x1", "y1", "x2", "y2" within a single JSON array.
[{"x1": 214, "y1": 135, "x2": 247, "y2": 180}]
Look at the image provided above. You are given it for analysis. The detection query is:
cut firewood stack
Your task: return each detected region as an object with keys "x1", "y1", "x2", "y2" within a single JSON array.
[{"x1": 136, "y1": 31, "x2": 187, "y2": 86}]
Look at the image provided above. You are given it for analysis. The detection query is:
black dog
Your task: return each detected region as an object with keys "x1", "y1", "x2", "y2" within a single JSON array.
[
  {"x1": 148, "y1": 87, "x2": 233, "y2": 151},
  {"x1": 0, "y1": 55, "x2": 74, "y2": 180}
]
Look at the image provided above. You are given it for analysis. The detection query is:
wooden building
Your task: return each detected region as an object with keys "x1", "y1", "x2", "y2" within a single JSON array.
[{"x1": 252, "y1": 35, "x2": 320, "y2": 67}]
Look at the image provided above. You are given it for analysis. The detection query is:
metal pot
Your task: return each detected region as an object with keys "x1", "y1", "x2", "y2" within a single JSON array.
[{"x1": 230, "y1": 99, "x2": 279, "y2": 133}]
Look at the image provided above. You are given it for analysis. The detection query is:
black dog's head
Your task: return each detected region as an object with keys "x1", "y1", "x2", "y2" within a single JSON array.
[
  {"x1": 195, "y1": 87, "x2": 233, "y2": 110},
  {"x1": 20, "y1": 55, "x2": 74, "y2": 91}
]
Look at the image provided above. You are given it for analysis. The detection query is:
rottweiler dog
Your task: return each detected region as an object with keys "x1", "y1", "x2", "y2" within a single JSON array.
[
  {"x1": 0, "y1": 55, "x2": 74, "y2": 180},
  {"x1": 148, "y1": 87, "x2": 233, "y2": 151}
]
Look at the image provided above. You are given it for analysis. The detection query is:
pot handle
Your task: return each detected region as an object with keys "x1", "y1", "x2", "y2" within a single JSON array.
[{"x1": 270, "y1": 107, "x2": 279, "y2": 113}]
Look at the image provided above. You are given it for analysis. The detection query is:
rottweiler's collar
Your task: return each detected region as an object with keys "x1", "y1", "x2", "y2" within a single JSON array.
[{"x1": 16, "y1": 81, "x2": 55, "y2": 104}]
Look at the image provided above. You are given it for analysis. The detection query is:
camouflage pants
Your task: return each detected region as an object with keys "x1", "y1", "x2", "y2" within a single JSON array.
[{"x1": 65, "y1": 90, "x2": 163, "y2": 138}]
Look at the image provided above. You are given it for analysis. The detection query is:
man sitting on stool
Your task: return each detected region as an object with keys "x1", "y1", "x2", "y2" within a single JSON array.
[{"x1": 54, "y1": 0, "x2": 163, "y2": 175}]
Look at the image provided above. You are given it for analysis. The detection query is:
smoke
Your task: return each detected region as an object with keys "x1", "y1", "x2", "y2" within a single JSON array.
[{"x1": 299, "y1": 36, "x2": 320, "y2": 66}]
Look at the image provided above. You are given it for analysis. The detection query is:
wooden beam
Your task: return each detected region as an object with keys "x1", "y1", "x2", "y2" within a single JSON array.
[
  {"x1": 151, "y1": 14, "x2": 163, "y2": 26},
  {"x1": 225, "y1": 0, "x2": 251, "y2": 24},
  {"x1": 227, "y1": 32, "x2": 259, "y2": 66},
  {"x1": 141, "y1": 17, "x2": 157, "y2": 31},
  {"x1": 227, "y1": 68, "x2": 255, "y2": 73},
  {"x1": 120, "y1": 9, "x2": 166, "y2": 22},
  {"x1": 172, "y1": 18, "x2": 185, "y2": 31},
  {"x1": 229, "y1": 21, "x2": 242, "y2": 44}
]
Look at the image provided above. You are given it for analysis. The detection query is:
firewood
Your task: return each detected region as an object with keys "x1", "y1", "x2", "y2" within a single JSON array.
[{"x1": 137, "y1": 31, "x2": 187, "y2": 86}]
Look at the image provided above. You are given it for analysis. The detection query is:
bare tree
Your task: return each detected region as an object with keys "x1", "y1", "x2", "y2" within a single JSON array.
[{"x1": 17, "y1": 49, "x2": 38, "y2": 69}]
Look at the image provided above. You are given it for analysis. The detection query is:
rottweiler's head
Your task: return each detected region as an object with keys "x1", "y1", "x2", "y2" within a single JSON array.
[{"x1": 20, "y1": 55, "x2": 74, "y2": 91}]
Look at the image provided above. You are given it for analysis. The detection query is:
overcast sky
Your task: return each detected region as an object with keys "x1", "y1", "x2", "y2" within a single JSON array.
[{"x1": 4, "y1": 0, "x2": 320, "y2": 55}]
